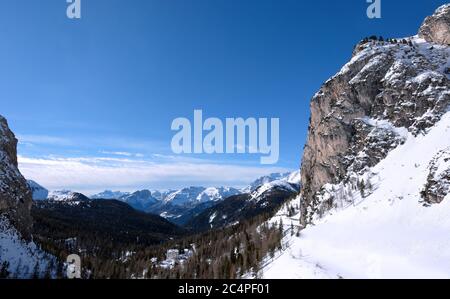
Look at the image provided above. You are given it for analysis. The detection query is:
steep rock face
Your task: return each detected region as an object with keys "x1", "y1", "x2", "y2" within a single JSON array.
[
  {"x1": 419, "y1": 4, "x2": 450, "y2": 45},
  {"x1": 421, "y1": 147, "x2": 450, "y2": 204},
  {"x1": 300, "y1": 9, "x2": 450, "y2": 226},
  {"x1": 0, "y1": 115, "x2": 32, "y2": 238}
]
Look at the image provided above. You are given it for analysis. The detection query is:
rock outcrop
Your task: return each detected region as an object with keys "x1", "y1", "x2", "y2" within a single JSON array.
[
  {"x1": 421, "y1": 148, "x2": 450, "y2": 204},
  {"x1": 0, "y1": 115, "x2": 33, "y2": 239},
  {"x1": 419, "y1": 4, "x2": 450, "y2": 45},
  {"x1": 300, "y1": 7, "x2": 450, "y2": 226}
]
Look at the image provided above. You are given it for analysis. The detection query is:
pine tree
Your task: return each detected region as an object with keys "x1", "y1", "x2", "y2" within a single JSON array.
[
  {"x1": 279, "y1": 218, "x2": 284, "y2": 235},
  {"x1": 359, "y1": 179, "x2": 366, "y2": 197},
  {"x1": 32, "y1": 261, "x2": 40, "y2": 279},
  {"x1": 0, "y1": 261, "x2": 10, "y2": 278}
]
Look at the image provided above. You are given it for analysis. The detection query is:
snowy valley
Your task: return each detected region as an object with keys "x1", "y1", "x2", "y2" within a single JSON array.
[{"x1": 1, "y1": 3, "x2": 449, "y2": 280}]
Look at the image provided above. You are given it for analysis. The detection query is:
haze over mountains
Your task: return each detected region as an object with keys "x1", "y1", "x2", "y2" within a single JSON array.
[
  {"x1": 1, "y1": 3, "x2": 449, "y2": 280},
  {"x1": 26, "y1": 171, "x2": 300, "y2": 226}
]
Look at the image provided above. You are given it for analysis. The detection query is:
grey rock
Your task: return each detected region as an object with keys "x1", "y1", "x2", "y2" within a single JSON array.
[
  {"x1": 299, "y1": 8, "x2": 450, "y2": 226},
  {"x1": 0, "y1": 115, "x2": 33, "y2": 239},
  {"x1": 419, "y1": 4, "x2": 450, "y2": 45},
  {"x1": 421, "y1": 148, "x2": 450, "y2": 204}
]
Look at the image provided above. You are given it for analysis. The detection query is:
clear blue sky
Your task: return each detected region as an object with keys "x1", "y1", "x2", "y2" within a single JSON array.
[{"x1": 0, "y1": 0, "x2": 446, "y2": 193}]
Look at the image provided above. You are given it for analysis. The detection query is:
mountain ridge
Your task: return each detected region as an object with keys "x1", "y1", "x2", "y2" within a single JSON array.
[{"x1": 260, "y1": 4, "x2": 450, "y2": 278}]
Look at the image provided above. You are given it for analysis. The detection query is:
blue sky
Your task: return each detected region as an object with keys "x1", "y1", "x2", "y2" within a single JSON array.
[{"x1": 0, "y1": 0, "x2": 447, "y2": 194}]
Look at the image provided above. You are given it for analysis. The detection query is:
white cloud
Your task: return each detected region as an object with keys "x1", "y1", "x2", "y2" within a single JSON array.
[
  {"x1": 16, "y1": 134, "x2": 167, "y2": 153},
  {"x1": 17, "y1": 135, "x2": 72, "y2": 147},
  {"x1": 18, "y1": 155, "x2": 291, "y2": 195},
  {"x1": 99, "y1": 151, "x2": 144, "y2": 158}
]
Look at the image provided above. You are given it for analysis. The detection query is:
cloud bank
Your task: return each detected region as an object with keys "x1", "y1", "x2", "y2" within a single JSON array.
[{"x1": 18, "y1": 155, "x2": 291, "y2": 195}]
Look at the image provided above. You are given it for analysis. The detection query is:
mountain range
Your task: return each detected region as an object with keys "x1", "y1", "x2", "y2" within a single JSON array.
[
  {"x1": 1, "y1": 3, "x2": 448, "y2": 280},
  {"x1": 28, "y1": 171, "x2": 299, "y2": 226}
]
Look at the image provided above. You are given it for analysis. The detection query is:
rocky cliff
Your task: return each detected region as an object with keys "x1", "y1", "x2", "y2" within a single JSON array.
[
  {"x1": 0, "y1": 115, "x2": 33, "y2": 239},
  {"x1": 299, "y1": 4, "x2": 450, "y2": 226},
  {"x1": 419, "y1": 4, "x2": 450, "y2": 45}
]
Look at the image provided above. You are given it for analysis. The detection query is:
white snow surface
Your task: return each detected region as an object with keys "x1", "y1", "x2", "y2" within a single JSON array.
[
  {"x1": 0, "y1": 216, "x2": 56, "y2": 278},
  {"x1": 261, "y1": 110, "x2": 450, "y2": 279},
  {"x1": 249, "y1": 170, "x2": 300, "y2": 201}
]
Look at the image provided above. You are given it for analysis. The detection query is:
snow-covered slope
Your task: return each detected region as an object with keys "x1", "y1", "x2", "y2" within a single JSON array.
[
  {"x1": 262, "y1": 110, "x2": 450, "y2": 278},
  {"x1": 250, "y1": 180, "x2": 298, "y2": 202},
  {"x1": 195, "y1": 187, "x2": 242, "y2": 203},
  {"x1": 27, "y1": 180, "x2": 49, "y2": 201},
  {"x1": 248, "y1": 171, "x2": 299, "y2": 200},
  {"x1": 258, "y1": 5, "x2": 450, "y2": 279},
  {"x1": 0, "y1": 212, "x2": 55, "y2": 278},
  {"x1": 163, "y1": 187, "x2": 211, "y2": 206}
]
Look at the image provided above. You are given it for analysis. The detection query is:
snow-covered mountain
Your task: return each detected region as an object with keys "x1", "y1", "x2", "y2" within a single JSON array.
[
  {"x1": 27, "y1": 180, "x2": 49, "y2": 201},
  {"x1": 186, "y1": 172, "x2": 301, "y2": 231},
  {"x1": 90, "y1": 186, "x2": 241, "y2": 225},
  {"x1": 47, "y1": 190, "x2": 90, "y2": 203},
  {"x1": 118, "y1": 190, "x2": 161, "y2": 211},
  {"x1": 242, "y1": 171, "x2": 300, "y2": 193},
  {"x1": 186, "y1": 182, "x2": 299, "y2": 232},
  {"x1": 90, "y1": 190, "x2": 130, "y2": 200},
  {"x1": 250, "y1": 177, "x2": 299, "y2": 202},
  {"x1": 163, "y1": 186, "x2": 241, "y2": 206},
  {"x1": 258, "y1": 4, "x2": 450, "y2": 279},
  {"x1": 0, "y1": 216, "x2": 55, "y2": 278}
]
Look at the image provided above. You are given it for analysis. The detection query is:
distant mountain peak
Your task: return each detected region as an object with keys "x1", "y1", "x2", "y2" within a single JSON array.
[
  {"x1": 27, "y1": 180, "x2": 49, "y2": 201},
  {"x1": 47, "y1": 190, "x2": 90, "y2": 203},
  {"x1": 90, "y1": 190, "x2": 130, "y2": 200},
  {"x1": 242, "y1": 170, "x2": 300, "y2": 193}
]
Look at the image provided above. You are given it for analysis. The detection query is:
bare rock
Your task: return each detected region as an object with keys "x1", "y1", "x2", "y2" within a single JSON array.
[
  {"x1": 419, "y1": 4, "x2": 450, "y2": 45},
  {"x1": 421, "y1": 148, "x2": 450, "y2": 204},
  {"x1": 0, "y1": 115, "x2": 33, "y2": 239},
  {"x1": 300, "y1": 7, "x2": 450, "y2": 226}
]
